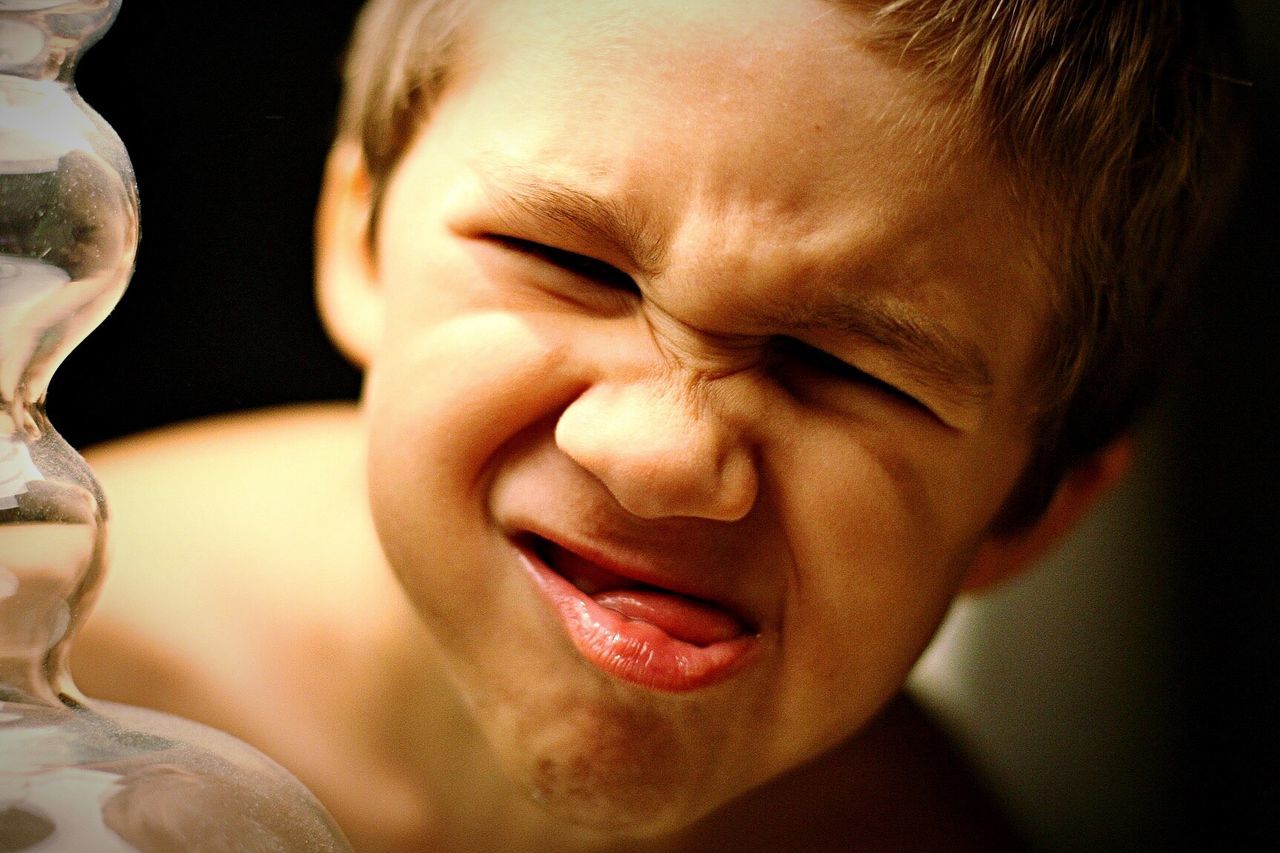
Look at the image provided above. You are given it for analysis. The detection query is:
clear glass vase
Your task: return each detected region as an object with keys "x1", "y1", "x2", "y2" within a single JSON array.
[{"x1": 0, "y1": 3, "x2": 351, "y2": 848}]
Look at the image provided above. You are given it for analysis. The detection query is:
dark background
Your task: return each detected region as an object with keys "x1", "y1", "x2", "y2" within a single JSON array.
[
  {"x1": 1165, "y1": 4, "x2": 1280, "y2": 848},
  {"x1": 52, "y1": 3, "x2": 1280, "y2": 850},
  {"x1": 60, "y1": 2, "x2": 365, "y2": 444}
]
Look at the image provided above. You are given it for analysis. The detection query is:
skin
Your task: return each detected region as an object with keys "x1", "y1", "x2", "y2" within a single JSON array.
[
  {"x1": 331, "y1": 0, "x2": 1050, "y2": 842},
  {"x1": 75, "y1": 0, "x2": 1130, "y2": 848}
]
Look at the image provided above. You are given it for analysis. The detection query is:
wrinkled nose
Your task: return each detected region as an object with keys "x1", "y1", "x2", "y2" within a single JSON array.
[{"x1": 554, "y1": 380, "x2": 758, "y2": 522}]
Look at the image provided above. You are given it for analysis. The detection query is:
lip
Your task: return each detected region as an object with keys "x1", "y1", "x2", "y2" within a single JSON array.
[{"x1": 513, "y1": 535, "x2": 758, "y2": 692}]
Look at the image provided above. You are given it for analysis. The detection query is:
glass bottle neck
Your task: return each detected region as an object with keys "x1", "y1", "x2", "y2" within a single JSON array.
[{"x1": 0, "y1": 402, "x2": 103, "y2": 706}]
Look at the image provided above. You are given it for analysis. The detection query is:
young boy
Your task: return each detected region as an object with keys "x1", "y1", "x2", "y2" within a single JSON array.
[{"x1": 71, "y1": 0, "x2": 1242, "y2": 849}]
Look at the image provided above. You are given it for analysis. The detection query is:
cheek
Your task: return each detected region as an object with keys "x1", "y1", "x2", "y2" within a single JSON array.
[
  {"x1": 359, "y1": 248, "x2": 586, "y2": 609},
  {"x1": 365, "y1": 228, "x2": 580, "y2": 488},
  {"x1": 363, "y1": 310, "x2": 578, "y2": 545},
  {"x1": 760, "y1": 425, "x2": 981, "y2": 749}
]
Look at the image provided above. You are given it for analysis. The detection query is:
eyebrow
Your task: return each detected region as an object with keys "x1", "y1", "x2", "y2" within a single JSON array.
[
  {"x1": 473, "y1": 161, "x2": 667, "y2": 275},
  {"x1": 472, "y1": 161, "x2": 993, "y2": 408},
  {"x1": 781, "y1": 292, "x2": 994, "y2": 406}
]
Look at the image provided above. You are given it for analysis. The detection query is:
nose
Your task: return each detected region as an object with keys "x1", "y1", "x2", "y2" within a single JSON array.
[{"x1": 554, "y1": 379, "x2": 758, "y2": 522}]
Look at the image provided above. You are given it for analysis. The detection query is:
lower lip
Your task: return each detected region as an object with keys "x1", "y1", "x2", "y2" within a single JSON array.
[{"x1": 515, "y1": 544, "x2": 756, "y2": 693}]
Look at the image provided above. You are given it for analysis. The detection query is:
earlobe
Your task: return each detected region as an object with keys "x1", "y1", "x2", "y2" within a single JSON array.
[
  {"x1": 961, "y1": 436, "x2": 1134, "y2": 593},
  {"x1": 315, "y1": 140, "x2": 384, "y2": 368}
]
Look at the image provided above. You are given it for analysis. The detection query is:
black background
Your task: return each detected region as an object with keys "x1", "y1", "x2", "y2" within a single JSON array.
[
  {"x1": 50, "y1": 3, "x2": 1280, "y2": 850},
  {"x1": 60, "y1": 2, "x2": 365, "y2": 445}
]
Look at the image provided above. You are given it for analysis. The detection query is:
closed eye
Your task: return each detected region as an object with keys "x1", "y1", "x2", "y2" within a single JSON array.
[
  {"x1": 771, "y1": 337, "x2": 933, "y2": 415},
  {"x1": 491, "y1": 236, "x2": 639, "y2": 293}
]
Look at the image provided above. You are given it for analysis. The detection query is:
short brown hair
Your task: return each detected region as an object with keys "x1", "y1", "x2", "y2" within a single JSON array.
[
  {"x1": 336, "y1": 0, "x2": 470, "y2": 234},
  {"x1": 336, "y1": 0, "x2": 1247, "y2": 529},
  {"x1": 860, "y1": 0, "x2": 1247, "y2": 527}
]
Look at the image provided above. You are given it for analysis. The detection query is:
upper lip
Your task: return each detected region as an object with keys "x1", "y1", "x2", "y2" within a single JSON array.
[{"x1": 509, "y1": 523, "x2": 759, "y2": 633}]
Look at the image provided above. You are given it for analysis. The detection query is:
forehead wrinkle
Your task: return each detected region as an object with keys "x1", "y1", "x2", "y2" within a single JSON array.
[{"x1": 471, "y1": 159, "x2": 668, "y2": 275}]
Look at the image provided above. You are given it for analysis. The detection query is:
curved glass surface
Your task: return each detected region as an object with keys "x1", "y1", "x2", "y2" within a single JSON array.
[{"x1": 0, "y1": 3, "x2": 352, "y2": 849}]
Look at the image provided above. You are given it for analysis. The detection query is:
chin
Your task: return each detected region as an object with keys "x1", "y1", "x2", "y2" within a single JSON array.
[{"x1": 492, "y1": 685, "x2": 731, "y2": 840}]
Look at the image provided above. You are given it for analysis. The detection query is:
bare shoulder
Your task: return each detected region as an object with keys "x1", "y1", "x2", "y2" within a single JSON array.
[
  {"x1": 86, "y1": 400, "x2": 367, "y2": 503},
  {"x1": 72, "y1": 404, "x2": 447, "y2": 847},
  {"x1": 71, "y1": 403, "x2": 391, "y2": 727}
]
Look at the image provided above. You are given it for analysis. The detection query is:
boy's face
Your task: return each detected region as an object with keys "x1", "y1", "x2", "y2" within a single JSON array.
[{"x1": 348, "y1": 0, "x2": 1048, "y2": 837}]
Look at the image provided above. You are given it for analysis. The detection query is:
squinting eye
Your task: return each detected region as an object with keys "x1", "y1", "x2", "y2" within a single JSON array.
[
  {"x1": 771, "y1": 337, "x2": 930, "y2": 414},
  {"x1": 493, "y1": 236, "x2": 638, "y2": 293}
]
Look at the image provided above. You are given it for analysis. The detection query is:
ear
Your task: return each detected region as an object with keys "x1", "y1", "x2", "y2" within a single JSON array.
[
  {"x1": 315, "y1": 140, "x2": 383, "y2": 367},
  {"x1": 961, "y1": 436, "x2": 1134, "y2": 593}
]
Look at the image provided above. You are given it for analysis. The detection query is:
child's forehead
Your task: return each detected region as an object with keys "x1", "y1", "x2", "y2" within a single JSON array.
[
  {"x1": 465, "y1": 0, "x2": 866, "y2": 86},
  {"x1": 434, "y1": 0, "x2": 1030, "y2": 279},
  {"x1": 384, "y1": 1, "x2": 1051, "y2": 425},
  {"x1": 473, "y1": 0, "x2": 850, "y2": 40},
  {"x1": 454, "y1": 0, "x2": 958, "y2": 179}
]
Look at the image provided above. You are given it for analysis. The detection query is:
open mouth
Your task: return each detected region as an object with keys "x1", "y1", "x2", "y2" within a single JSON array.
[{"x1": 514, "y1": 532, "x2": 758, "y2": 692}]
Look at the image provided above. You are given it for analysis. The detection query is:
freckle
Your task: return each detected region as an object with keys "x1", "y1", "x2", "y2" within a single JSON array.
[{"x1": 530, "y1": 756, "x2": 558, "y2": 804}]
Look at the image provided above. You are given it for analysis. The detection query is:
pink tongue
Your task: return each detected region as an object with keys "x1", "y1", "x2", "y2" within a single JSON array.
[{"x1": 592, "y1": 590, "x2": 745, "y2": 646}]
